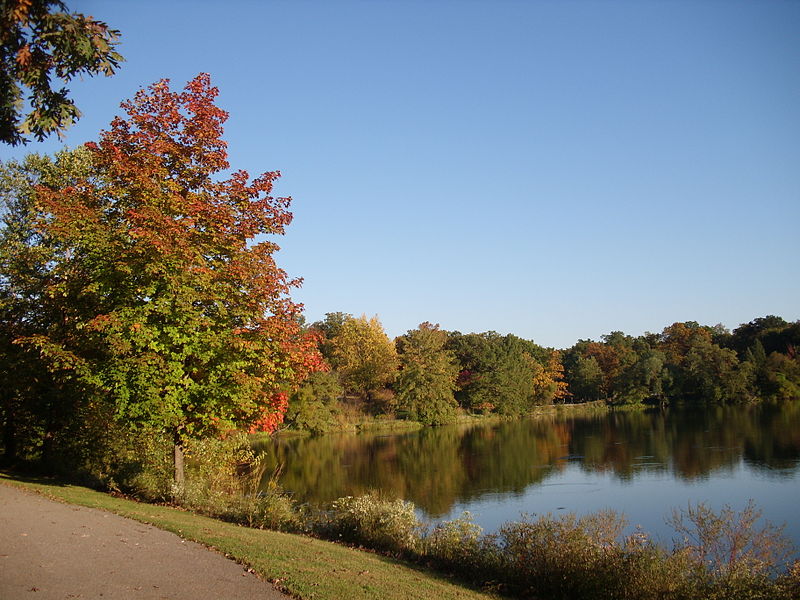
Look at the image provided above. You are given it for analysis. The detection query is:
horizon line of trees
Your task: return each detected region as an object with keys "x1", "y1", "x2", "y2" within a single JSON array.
[{"x1": 282, "y1": 312, "x2": 800, "y2": 433}]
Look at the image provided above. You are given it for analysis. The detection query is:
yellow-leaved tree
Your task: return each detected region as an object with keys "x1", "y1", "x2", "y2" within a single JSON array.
[
  {"x1": 530, "y1": 351, "x2": 570, "y2": 405},
  {"x1": 332, "y1": 314, "x2": 398, "y2": 401}
]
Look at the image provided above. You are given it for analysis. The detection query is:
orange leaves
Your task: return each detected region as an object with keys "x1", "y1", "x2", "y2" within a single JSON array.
[
  {"x1": 10, "y1": 0, "x2": 32, "y2": 22},
  {"x1": 247, "y1": 392, "x2": 289, "y2": 433},
  {"x1": 285, "y1": 329, "x2": 329, "y2": 381},
  {"x1": 546, "y1": 351, "x2": 571, "y2": 401},
  {"x1": 15, "y1": 43, "x2": 32, "y2": 68},
  {"x1": 659, "y1": 322, "x2": 713, "y2": 365}
]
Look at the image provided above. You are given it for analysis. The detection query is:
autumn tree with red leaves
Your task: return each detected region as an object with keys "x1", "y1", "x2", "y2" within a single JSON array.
[{"x1": 16, "y1": 74, "x2": 318, "y2": 485}]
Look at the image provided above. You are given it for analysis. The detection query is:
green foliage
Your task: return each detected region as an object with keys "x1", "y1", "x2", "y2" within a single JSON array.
[
  {"x1": 495, "y1": 510, "x2": 630, "y2": 598},
  {"x1": 761, "y1": 352, "x2": 800, "y2": 400},
  {"x1": 448, "y1": 332, "x2": 550, "y2": 415},
  {"x1": 569, "y1": 354, "x2": 605, "y2": 401},
  {"x1": 0, "y1": 0, "x2": 123, "y2": 145},
  {"x1": 563, "y1": 317, "x2": 800, "y2": 404},
  {"x1": 395, "y1": 323, "x2": 459, "y2": 425},
  {"x1": 311, "y1": 311, "x2": 351, "y2": 365},
  {"x1": 285, "y1": 370, "x2": 343, "y2": 434},
  {"x1": 615, "y1": 350, "x2": 669, "y2": 404},
  {"x1": 179, "y1": 434, "x2": 299, "y2": 531},
  {"x1": 680, "y1": 337, "x2": 753, "y2": 402},
  {"x1": 729, "y1": 315, "x2": 793, "y2": 357},
  {"x1": 0, "y1": 149, "x2": 96, "y2": 462},
  {"x1": 112, "y1": 430, "x2": 174, "y2": 500}
]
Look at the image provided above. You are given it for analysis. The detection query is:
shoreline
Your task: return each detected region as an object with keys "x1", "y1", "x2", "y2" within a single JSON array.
[{"x1": 265, "y1": 399, "x2": 616, "y2": 439}]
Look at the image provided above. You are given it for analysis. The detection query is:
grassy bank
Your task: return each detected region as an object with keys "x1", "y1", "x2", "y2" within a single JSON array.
[{"x1": 0, "y1": 472, "x2": 498, "y2": 600}]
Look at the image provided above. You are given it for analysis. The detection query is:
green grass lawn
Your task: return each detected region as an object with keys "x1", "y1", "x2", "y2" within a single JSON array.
[{"x1": 0, "y1": 472, "x2": 500, "y2": 600}]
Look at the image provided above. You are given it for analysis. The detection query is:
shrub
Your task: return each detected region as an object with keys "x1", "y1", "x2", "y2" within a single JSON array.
[
  {"x1": 425, "y1": 512, "x2": 488, "y2": 573},
  {"x1": 667, "y1": 501, "x2": 793, "y2": 580},
  {"x1": 611, "y1": 530, "x2": 695, "y2": 600},
  {"x1": 777, "y1": 561, "x2": 800, "y2": 599},
  {"x1": 494, "y1": 510, "x2": 629, "y2": 599},
  {"x1": 179, "y1": 433, "x2": 299, "y2": 531},
  {"x1": 224, "y1": 488, "x2": 299, "y2": 531},
  {"x1": 667, "y1": 501, "x2": 794, "y2": 600},
  {"x1": 317, "y1": 493, "x2": 423, "y2": 555},
  {"x1": 48, "y1": 411, "x2": 174, "y2": 501},
  {"x1": 109, "y1": 428, "x2": 174, "y2": 501}
]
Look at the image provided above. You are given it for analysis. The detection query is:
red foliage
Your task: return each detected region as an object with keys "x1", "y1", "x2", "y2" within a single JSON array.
[
  {"x1": 287, "y1": 329, "x2": 329, "y2": 379},
  {"x1": 248, "y1": 392, "x2": 289, "y2": 433}
]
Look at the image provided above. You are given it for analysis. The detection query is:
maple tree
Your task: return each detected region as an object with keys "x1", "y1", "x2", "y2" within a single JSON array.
[
  {"x1": 658, "y1": 321, "x2": 713, "y2": 366},
  {"x1": 0, "y1": 0, "x2": 123, "y2": 145},
  {"x1": 11, "y1": 74, "x2": 317, "y2": 484}
]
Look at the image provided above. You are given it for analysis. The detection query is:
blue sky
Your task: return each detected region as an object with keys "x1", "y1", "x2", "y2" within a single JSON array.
[{"x1": 2, "y1": 1, "x2": 798, "y2": 348}]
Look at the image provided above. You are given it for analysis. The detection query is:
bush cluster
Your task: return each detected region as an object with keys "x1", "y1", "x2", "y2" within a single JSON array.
[
  {"x1": 307, "y1": 500, "x2": 799, "y2": 600},
  {"x1": 418, "y1": 507, "x2": 799, "y2": 600},
  {"x1": 312, "y1": 493, "x2": 422, "y2": 555}
]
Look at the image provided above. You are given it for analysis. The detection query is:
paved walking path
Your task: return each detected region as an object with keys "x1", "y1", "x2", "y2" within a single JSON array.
[{"x1": 0, "y1": 483, "x2": 289, "y2": 599}]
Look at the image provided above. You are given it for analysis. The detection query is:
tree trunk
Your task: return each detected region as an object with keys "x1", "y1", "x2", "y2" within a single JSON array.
[
  {"x1": 173, "y1": 431, "x2": 185, "y2": 495},
  {"x1": 2, "y1": 404, "x2": 16, "y2": 463}
]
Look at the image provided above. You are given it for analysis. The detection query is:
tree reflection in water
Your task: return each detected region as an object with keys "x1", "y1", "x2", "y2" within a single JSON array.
[{"x1": 251, "y1": 403, "x2": 800, "y2": 519}]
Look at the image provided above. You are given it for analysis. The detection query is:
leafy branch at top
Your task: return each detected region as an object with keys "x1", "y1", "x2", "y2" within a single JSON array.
[{"x1": 0, "y1": 0, "x2": 123, "y2": 145}]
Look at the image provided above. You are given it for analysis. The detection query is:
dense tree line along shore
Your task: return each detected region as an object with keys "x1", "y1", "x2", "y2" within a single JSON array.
[{"x1": 280, "y1": 312, "x2": 799, "y2": 434}]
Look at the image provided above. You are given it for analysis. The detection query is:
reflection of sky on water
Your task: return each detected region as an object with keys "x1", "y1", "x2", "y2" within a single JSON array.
[
  {"x1": 264, "y1": 404, "x2": 800, "y2": 558},
  {"x1": 432, "y1": 458, "x2": 800, "y2": 555}
]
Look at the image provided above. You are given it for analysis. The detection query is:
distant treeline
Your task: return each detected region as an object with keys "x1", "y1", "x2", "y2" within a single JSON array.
[{"x1": 284, "y1": 313, "x2": 800, "y2": 431}]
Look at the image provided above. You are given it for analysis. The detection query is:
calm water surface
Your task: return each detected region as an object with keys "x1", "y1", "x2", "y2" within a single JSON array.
[{"x1": 254, "y1": 403, "x2": 800, "y2": 548}]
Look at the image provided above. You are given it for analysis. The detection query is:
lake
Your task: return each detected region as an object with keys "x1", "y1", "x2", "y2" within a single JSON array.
[{"x1": 253, "y1": 403, "x2": 800, "y2": 550}]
